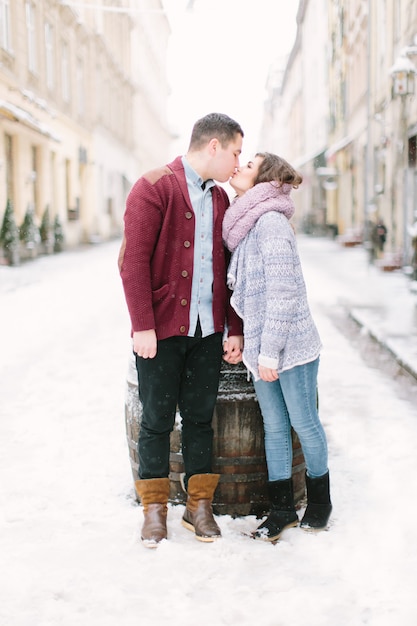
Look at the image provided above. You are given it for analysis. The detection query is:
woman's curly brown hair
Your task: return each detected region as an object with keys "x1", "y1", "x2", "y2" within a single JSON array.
[{"x1": 253, "y1": 152, "x2": 303, "y2": 188}]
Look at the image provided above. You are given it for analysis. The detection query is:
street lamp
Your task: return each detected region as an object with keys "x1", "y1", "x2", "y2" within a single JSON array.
[
  {"x1": 389, "y1": 53, "x2": 417, "y2": 96},
  {"x1": 389, "y1": 48, "x2": 417, "y2": 268}
]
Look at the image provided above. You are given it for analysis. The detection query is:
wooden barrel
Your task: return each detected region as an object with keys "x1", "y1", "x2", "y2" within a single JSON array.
[
  {"x1": 210, "y1": 363, "x2": 305, "y2": 516},
  {"x1": 125, "y1": 355, "x2": 306, "y2": 516}
]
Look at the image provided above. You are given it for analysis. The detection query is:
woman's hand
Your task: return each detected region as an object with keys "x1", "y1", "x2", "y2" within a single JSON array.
[
  {"x1": 223, "y1": 335, "x2": 243, "y2": 364},
  {"x1": 258, "y1": 365, "x2": 279, "y2": 382}
]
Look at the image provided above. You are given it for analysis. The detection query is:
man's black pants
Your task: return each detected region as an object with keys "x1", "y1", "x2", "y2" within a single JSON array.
[{"x1": 135, "y1": 331, "x2": 223, "y2": 482}]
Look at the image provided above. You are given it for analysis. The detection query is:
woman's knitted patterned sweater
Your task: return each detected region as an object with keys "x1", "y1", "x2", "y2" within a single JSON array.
[{"x1": 222, "y1": 181, "x2": 321, "y2": 381}]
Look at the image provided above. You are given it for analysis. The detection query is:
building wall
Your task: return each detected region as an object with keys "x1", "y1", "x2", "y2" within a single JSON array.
[
  {"x1": 263, "y1": 0, "x2": 417, "y2": 261},
  {"x1": 261, "y1": 0, "x2": 330, "y2": 234},
  {"x1": 381, "y1": 0, "x2": 417, "y2": 260},
  {"x1": 326, "y1": 0, "x2": 369, "y2": 237},
  {"x1": 0, "y1": 0, "x2": 171, "y2": 249}
]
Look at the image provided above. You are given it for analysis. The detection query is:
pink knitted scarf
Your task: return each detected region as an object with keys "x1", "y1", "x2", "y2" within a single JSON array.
[{"x1": 222, "y1": 182, "x2": 295, "y2": 251}]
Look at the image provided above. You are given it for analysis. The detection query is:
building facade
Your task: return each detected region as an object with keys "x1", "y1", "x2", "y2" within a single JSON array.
[
  {"x1": 262, "y1": 0, "x2": 417, "y2": 267},
  {"x1": 0, "y1": 0, "x2": 171, "y2": 253},
  {"x1": 260, "y1": 0, "x2": 330, "y2": 236}
]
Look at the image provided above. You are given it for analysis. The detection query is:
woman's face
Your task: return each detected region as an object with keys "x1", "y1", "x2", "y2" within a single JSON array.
[{"x1": 229, "y1": 155, "x2": 263, "y2": 196}]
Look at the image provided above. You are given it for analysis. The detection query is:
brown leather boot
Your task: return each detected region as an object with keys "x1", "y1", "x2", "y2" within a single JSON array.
[
  {"x1": 182, "y1": 473, "x2": 221, "y2": 542},
  {"x1": 135, "y1": 478, "x2": 170, "y2": 548}
]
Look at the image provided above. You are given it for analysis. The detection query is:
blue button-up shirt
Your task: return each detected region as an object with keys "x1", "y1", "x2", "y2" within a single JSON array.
[{"x1": 182, "y1": 156, "x2": 215, "y2": 337}]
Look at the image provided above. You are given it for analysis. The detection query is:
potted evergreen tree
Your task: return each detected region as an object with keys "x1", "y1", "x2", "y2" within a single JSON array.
[
  {"x1": 40, "y1": 205, "x2": 54, "y2": 255},
  {"x1": 0, "y1": 199, "x2": 20, "y2": 266},
  {"x1": 20, "y1": 204, "x2": 40, "y2": 259}
]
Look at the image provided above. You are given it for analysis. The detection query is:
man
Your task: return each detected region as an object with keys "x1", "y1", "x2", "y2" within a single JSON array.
[{"x1": 118, "y1": 113, "x2": 244, "y2": 546}]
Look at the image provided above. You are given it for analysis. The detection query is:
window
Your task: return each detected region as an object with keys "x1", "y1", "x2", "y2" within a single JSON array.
[
  {"x1": 0, "y1": 0, "x2": 11, "y2": 52},
  {"x1": 45, "y1": 22, "x2": 54, "y2": 90},
  {"x1": 25, "y1": 1, "x2": 37, "y2": 74},
  {"x1": 65, "y1": 159, "x2": 70, "y2": 210},
  {"x1": 50, "y1": 152, "x2": 57, "y2": 214},
  {"x1": 31, "y1": 145, "x2": 39, "y2": 214},
  {"x1": 409, "y1": 136, "x2": 417, "y2": 169},
  {"x1": 76, "y1": 58, "x2": 85, "y2": 118},
  {"x1": 61, "y1": 41, "x2": 70, "y2": 102},
  {"x1": 394, "y1": 0, "x2": 401, "y2": 42},
  {"x1": 4, "y1": 133, "x2": 14, "y2": 206}
]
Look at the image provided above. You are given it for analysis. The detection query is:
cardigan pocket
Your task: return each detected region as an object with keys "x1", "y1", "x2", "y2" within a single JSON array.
[{"x1": 151, "y1": 283, "x2": 169, "y2": 303}]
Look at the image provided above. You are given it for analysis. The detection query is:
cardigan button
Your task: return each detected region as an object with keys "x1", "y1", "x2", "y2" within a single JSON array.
[
  {"x1": 181, "y1": 270, "x2": 188, "y2": 277},
  {"x1": 180, "y1": 298, "x2": 187, "y2": 306},
  {"x1": 185, "y1": 211, "x2": 193, "y2": 219},
  {"x1": 179, "y1": 325, "x2": 186, "y2": 333},
  {"x1": 184, "y1": 240, "x2": 191, "y2": 248}
]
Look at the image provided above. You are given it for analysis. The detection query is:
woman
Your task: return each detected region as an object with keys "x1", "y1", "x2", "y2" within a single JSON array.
[{"x1": 223, "y1": 152, "x2": 332, "y2": 542}]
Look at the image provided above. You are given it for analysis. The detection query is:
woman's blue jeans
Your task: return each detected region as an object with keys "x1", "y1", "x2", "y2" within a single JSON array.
[{"x1": 253, "y1": 358, "x2": 328, "y2": 481}]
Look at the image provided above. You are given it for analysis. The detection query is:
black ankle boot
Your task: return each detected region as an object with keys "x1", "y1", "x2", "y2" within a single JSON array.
[
  {"x1": 253, "y1": 479, "x2": 298, "y2": 542},
  {"x1": 300, "y1": 471, "x2": 332, "y2": 531}
]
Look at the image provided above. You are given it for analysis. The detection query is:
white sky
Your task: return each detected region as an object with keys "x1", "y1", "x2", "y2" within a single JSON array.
[{"x1": 162, "y1": 0, "x2": 298, "y2": 160}]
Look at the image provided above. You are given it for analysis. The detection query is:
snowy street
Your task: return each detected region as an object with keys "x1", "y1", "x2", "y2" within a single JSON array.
[{"x1": 1, "y1": 236, "x2": 416, "y2": 626}]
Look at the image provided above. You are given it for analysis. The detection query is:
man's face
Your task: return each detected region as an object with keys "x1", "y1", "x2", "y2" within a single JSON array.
[{"x1": 210, "y1": 135, "x2": 243, "y2": 182}]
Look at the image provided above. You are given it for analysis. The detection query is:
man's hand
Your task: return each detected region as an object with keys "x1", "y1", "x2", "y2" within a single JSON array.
[
  {"x1": 223, "y1": 335, "x2": 243, "y2": 364},
  {"x1": 133, "y1": 329, "x2": 157, "y2": 359},
  {"x1": 258, "y1": 364, "x2": 279, "y2": 382}
]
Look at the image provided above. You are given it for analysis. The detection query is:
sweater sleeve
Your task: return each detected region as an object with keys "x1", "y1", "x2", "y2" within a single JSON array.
[
  {"x1": 119, "y1": 177, "x2": 163, "y2": 333},
  {"x1": 256, "y1": 213, "x2": 297, "y2": 365}
]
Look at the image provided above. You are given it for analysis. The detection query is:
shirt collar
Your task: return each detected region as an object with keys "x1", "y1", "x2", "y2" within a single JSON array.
[{"x1": 182, "y1": 156, "x2": 214, "y2": 191}]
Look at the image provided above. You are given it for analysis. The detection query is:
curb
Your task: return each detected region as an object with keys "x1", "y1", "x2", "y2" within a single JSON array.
[{"x1": 348, "y1": 309, "x2": 417, "y2": 382}]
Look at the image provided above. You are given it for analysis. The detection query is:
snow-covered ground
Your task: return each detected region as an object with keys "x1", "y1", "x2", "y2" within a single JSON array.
[{"x1": 1, "y1": 236, "x2": 416, "y2": 626}]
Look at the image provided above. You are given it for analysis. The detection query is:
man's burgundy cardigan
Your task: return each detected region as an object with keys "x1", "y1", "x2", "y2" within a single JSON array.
[{"x1": 118, "y1": 156, "x2": 243, "y2": 340}]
